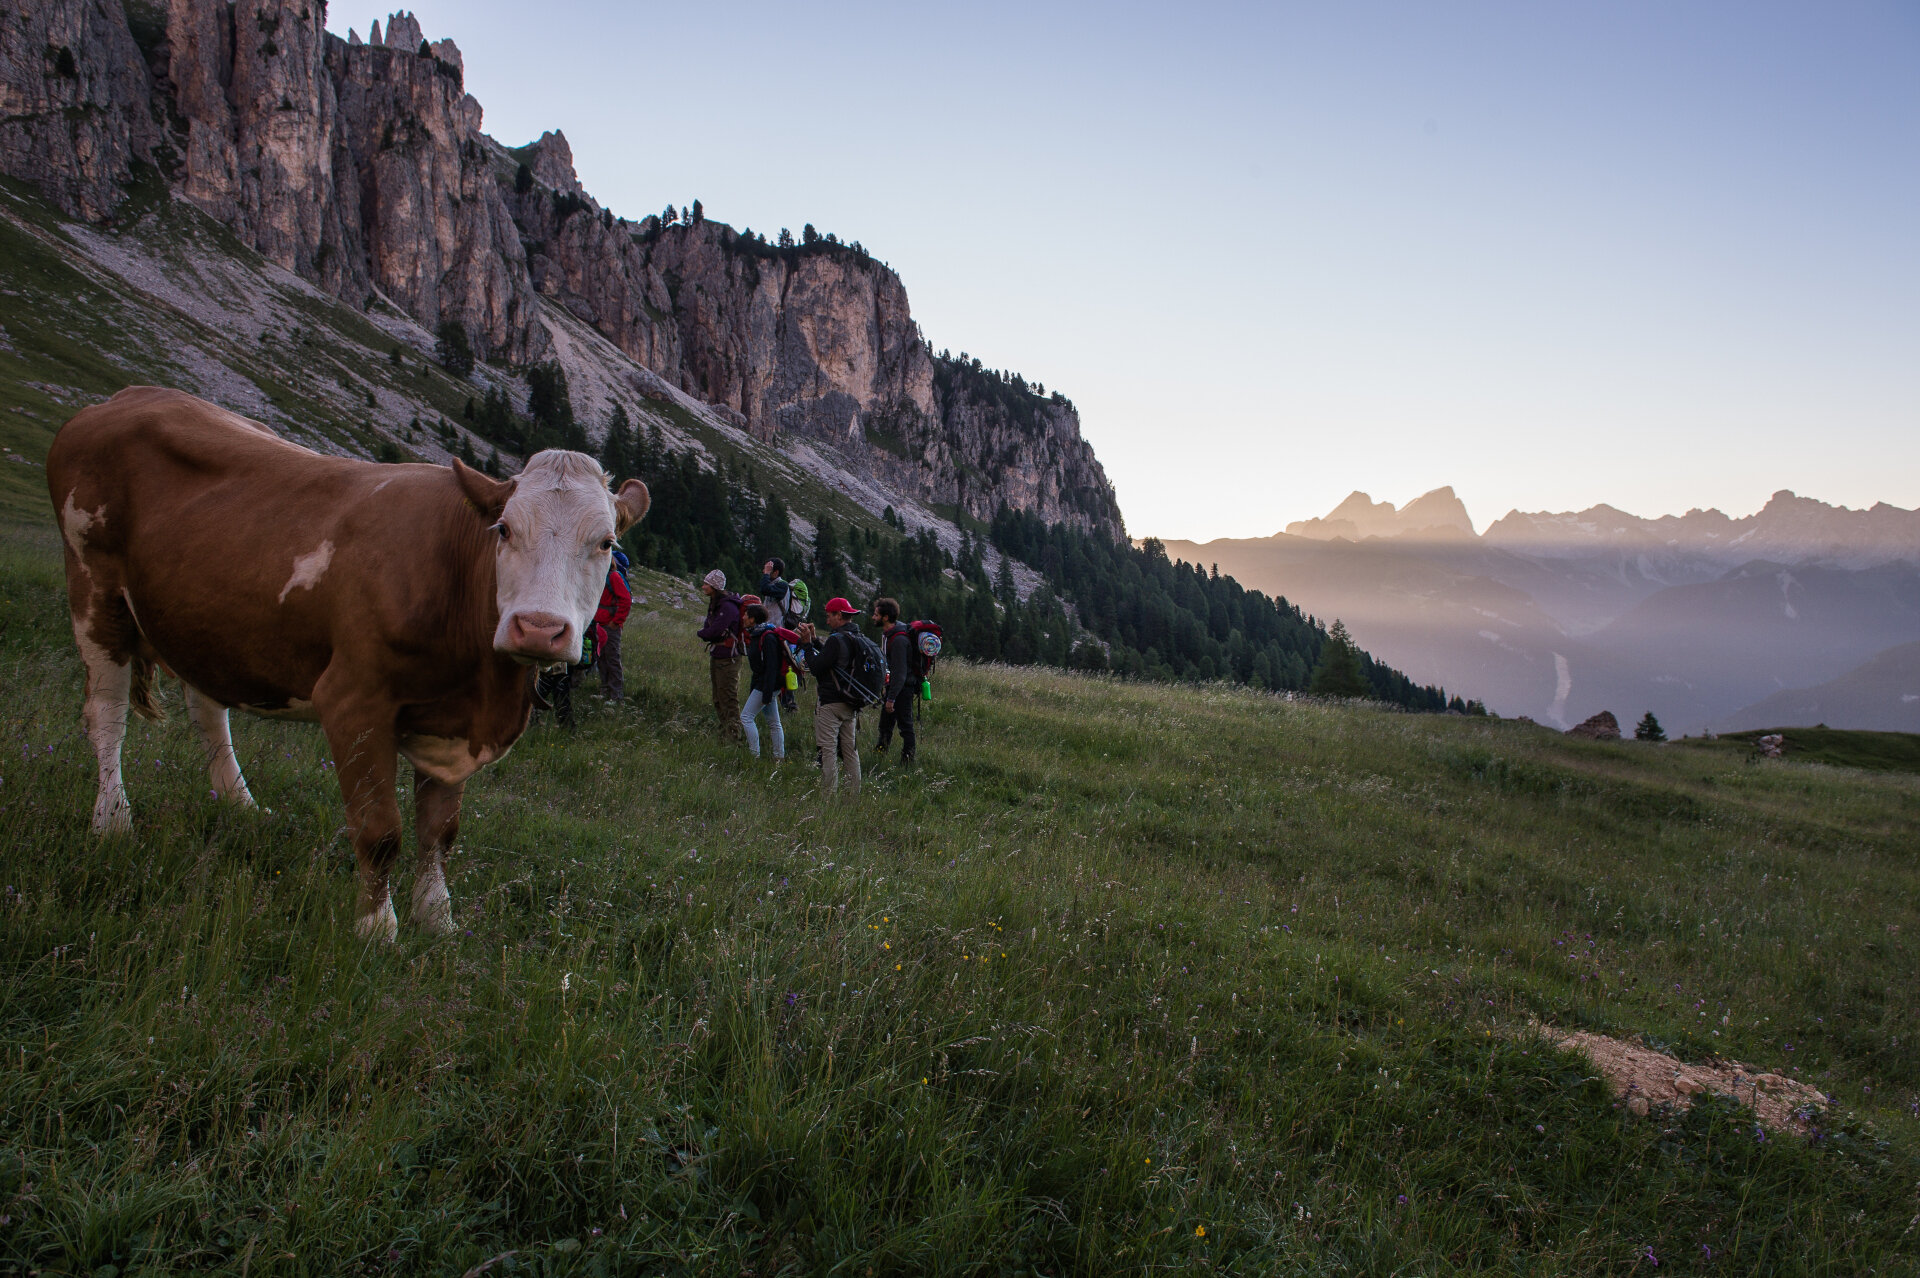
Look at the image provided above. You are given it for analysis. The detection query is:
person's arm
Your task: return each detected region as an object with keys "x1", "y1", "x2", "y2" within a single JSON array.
[{"x1": 803, "y1": 630, "x2": 839, "y2": 679}]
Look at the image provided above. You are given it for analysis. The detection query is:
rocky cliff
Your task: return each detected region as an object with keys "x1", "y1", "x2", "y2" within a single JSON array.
[{"x1": 0, "y1": 2, "x2": 1123, "y2": 539}]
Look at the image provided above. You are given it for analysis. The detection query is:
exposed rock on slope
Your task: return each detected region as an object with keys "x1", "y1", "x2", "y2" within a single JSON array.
[
  {"x1": 1565, "y1": 711, "x2": 1621, "y2": 740},
  {"x1": 0, "y1": 2, "x2": 1121, "y2": 538},
  {"x1": 0, "y1": 0, "x2": 159, "y2": 220}
]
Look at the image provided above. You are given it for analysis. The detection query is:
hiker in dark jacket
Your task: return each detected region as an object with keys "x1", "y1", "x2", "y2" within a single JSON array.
[
  {"x1": 592, "y1": 550, "x2": 633, "y2": 702},
  {"x1": 871, "y1": 597, "x2": 918, "y2": 764},
  {"x1": 797, "y1": 596, "x2": 865, "y2": 796},
  {"x1": 696, "y1": 568, "x2": 745, "y2": 742},
  {"x1": 739, "y1": 603, "x2": 787, "y2": 760}
]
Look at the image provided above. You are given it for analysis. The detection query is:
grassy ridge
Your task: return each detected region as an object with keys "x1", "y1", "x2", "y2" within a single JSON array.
[
  {"x1": 1, "y1": 527, "x2": 1916, "y2": 1275},
  {"x1": 1690, "y1": 728, "x2": 1920, "y2": 776}
]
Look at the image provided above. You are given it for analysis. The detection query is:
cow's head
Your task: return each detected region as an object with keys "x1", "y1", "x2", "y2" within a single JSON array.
[{"x1": 455, "y1": 452, "x2": 649, "y2": 665}]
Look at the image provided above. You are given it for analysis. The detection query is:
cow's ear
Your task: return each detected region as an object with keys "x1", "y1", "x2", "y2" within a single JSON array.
[
  {"x1": 452, "y1": 458, "x2": 516, "y2": 521},
  {"x1": 613, "y1": 479, "x2": 650, "y2": 533}
]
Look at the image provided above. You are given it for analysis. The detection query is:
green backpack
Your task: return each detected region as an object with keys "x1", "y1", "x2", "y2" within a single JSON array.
[{"x1": 786, "y1": 578, "x2": 812, "y2": 621}]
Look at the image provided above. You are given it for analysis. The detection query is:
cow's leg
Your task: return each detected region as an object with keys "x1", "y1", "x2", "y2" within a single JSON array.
[
  {"x1": 79, "y1": 652, "x2": 133, "y2": 834},
  {"x1": 184, "y1": 686, "x2": 257, "y2": 808},
  {"x1": 321, "y1": 705, "x2": 402, "y2": 943},
  {"x1": 62, "y1": 527, "x2": 141, "y2": 834},
  {"x1": 410, "y1": 773, "x2": 464, "y2": 935}
]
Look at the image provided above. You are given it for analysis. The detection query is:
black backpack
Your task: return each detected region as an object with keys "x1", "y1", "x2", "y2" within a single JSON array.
[{"x1": 832, "y1": 631, "x2": 889, "y2": 706}]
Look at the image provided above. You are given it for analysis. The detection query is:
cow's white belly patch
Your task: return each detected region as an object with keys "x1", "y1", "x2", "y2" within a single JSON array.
[
  {"x1": 400, "y1": 734, "x2": 501, "y2": 785},
  {"x1": 278, "y1": 541, "x2": 335, "y2": 603}
]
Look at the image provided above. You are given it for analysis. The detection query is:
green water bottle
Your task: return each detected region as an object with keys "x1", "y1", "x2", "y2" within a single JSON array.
[{"x1": 921, "y1": 678, "x2": 933, "y2": 702}]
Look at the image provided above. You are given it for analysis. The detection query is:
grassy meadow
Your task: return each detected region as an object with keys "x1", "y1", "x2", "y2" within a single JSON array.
[{"x1": 1, "y1": 522, "x2": 1917, "y2": 1276}]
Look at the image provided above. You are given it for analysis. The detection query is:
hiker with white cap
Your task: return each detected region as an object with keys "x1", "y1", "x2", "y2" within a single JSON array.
[{"x1": 695, "y1": 568, "x2": 746, "y2": 742}]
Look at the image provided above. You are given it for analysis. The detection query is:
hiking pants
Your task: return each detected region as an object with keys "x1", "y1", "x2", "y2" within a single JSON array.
[
  {"x1": 711, "y1": 656, "x2": 744, "y2": 742},
  {"x1": 877, "y1": 689, "x2": 916, "y2": 761},
  {"x1": 596, "y1": 625, "x2": 624, "y2": 701},
  {"x1": 815, "y1": 701, "x2": 861, "y2": 796},
  {"x1": 741, "y1": 689, "x2": 785, "y2": 760},
  {"x1": 537, "y1": 667, "x2": 575, "y2": 729}
]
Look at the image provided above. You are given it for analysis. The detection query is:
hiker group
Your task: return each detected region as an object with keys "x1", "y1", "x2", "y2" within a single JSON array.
[
  {"x1": 697, "y1": 558, "x2": 941, "y2": 796},
  {"x1": 544, "y1": 550, "x2": 942, "y2": 797}
]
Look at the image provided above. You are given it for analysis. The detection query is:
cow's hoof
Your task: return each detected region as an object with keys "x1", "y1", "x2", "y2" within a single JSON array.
[
  {"x1": 411, "y1": 870, "x2": 455, "y2": 935},
  {"x1": 355, "y1": 898, "x2": 399, "y2": 943},
  {"x1": 90, "y1": 793, "x2": 132, "y2": 835},
  {"x1": 414, "y1": 901, "x2": 457, "y2": 936}
]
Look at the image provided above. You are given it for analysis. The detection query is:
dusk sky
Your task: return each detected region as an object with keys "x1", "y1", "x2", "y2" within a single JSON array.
[{"x1": 327, "y1": 2, "x2": 1919, "y2": 541}]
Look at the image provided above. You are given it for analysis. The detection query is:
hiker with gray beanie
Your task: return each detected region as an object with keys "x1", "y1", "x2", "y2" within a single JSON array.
[{"x1": 696, "y1": 568, "x2": 746, "y2": 742}]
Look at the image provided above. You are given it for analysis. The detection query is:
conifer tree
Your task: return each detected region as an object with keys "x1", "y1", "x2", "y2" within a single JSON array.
[
  {"x1": 600, "y1": 403, "x2": 634, "y2": 478},
  {"x1": 1635, "y1": 712, "x2": 1667, "y2": 742},
  {"x1": 434, "y1": 321, "x2": 473, "y2": 377},
  {"x1": 1309, "y1": 620, "x2": 1372, "y2": 699}
]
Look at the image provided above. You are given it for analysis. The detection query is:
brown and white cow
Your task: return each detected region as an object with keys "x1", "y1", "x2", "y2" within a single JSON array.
[{"x1": 47, "y1": 386, "x2": 648, "y2": 940}]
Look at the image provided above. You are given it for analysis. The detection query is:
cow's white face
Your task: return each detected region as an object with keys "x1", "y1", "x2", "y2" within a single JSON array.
[{"x1": 467, "y1": 451, "x2": 648, "y2": 665}]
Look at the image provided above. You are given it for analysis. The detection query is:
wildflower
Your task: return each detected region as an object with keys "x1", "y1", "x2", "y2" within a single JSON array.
[
  {"x1": 1195, "y1": 1225, "x2": 1206, "y2": 1238},
  {"x1": 561, "y1": 972, "x2": 571, "y2": 993},
  {"x1": 1396, "y1": 1195, "x2": 1407, "y2": 1205}
]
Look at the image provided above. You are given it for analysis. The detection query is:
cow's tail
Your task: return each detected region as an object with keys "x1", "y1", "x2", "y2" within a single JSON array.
[{"x1": 129, "y1": 654, "x2": 165, "y2": 722}]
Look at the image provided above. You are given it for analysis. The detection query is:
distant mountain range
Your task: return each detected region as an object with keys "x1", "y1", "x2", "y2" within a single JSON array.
[{"x1": 1166, "y1": 488, "x2": 1920, "y2": 735}]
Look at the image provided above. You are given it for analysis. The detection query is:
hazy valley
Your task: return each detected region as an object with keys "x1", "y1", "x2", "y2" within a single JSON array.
[{"x1": 1165, "y1": 487, "x2": 1920, "y2": 735}]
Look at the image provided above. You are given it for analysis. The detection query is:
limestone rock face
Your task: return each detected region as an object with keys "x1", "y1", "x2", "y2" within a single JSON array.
[
  {"x1": 0, "y1": 3, "x2": 1127, "y2": 538},
  {"x1": 0, "y1": 0, "x2": 158, "y2": 219},
  {"x1": 923, "y1": 359, "x2": 1123, "y2": 539},
  {"x1": 223, "y1": 1, "x2": 362, "y2": 292},
  {"x1": 632, "y1": 224, "x2": 1122, "y2": 537},
  {"x1": 638, "y1": 223, "x2": 933, "y2": 442},
  {"x1": 505, "y1": 143, "x2": 680, "y2": 373},
  {"x1": 329, "y1": 31, "x2": 541, "y2": 361}
]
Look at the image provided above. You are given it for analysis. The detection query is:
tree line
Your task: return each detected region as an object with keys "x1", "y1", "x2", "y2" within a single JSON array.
[{"x1": 987, "y1": 507, "x2": 1449, "y2": 710}]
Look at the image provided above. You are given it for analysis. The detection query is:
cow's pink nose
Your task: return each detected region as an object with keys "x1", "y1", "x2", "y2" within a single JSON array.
[{"x1": 504, "y1": 611, "x2": 572, "y2": 659}]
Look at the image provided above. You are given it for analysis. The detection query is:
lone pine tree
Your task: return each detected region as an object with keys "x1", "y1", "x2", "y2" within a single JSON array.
[{"x1": 1309, "y1": 620, "x2": 1373, "y2": 700}]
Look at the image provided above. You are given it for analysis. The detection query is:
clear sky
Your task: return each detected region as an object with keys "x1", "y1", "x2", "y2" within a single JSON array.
[{"x1": 327, "y1": 2, "x2": 1919, "y2": 540}]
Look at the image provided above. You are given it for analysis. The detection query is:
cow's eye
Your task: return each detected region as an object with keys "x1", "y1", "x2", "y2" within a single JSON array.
[
  {"x1": 491, "y1": 522, "x2": 510, "y2": 542},
  {"x1": 599, "y1": 538, "x2": 615, "y2": 552}
]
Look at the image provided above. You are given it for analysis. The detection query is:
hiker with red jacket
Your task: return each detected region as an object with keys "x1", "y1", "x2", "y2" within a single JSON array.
[
  {"x1": 696, "y1": 568, "x2": 746, "y2": 742},
  {"x1": 871, "y1": 596, "x2": 918, "y2": 765},
  {"x1": 593, "y1": 548, "x2": 633, "y2": 703}
]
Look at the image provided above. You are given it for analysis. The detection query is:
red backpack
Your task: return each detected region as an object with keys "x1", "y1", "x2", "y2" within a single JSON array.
[{"x1": 907, "y1": 619, "x2": 943, "y2": 680}]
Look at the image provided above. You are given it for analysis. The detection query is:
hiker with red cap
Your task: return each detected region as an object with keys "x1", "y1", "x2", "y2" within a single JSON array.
[
  {"x1": 696, "y1": 568, "x2": 746, "y2": 742},
  {"x1": 796, "y1": 596, "x2": 883, "y2": 797}
]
